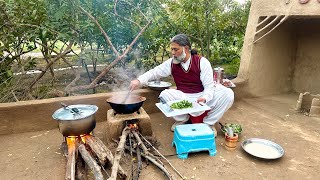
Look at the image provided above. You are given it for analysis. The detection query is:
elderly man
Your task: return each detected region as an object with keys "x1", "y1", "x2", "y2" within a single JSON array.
[{"x1": 130, "y1": 34, "x2": 234, "y2": 136}]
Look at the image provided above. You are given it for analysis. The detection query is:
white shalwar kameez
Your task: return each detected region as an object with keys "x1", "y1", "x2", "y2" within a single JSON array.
[{"x1": 137, "y1": 56, "x2": 234, "y2": 125}]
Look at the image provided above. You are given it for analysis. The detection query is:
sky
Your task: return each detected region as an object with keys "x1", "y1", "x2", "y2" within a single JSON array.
[{"x1": 234, "y1": 0, "x2": 246, "y2": 4}]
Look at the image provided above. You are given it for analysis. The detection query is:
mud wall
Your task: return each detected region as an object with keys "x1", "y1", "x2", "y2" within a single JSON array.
[
  {"x1": 0, "y1": 89, "x2": 160, "y2": 135},
  {"x1": 235, "y1": 0, "x2": 320, "y2": 97},
  {"x1": 248, "y1": 20, "x2": 296, "y2": 96},
  {"x1": 293, "y1": 20, "x2": 320, "y2": 94}
]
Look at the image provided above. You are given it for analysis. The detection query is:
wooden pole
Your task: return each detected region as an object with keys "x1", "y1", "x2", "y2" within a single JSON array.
[
  {"x1": 78, "y1": 144, "x2": 104, "y2": 180},
  {"x1": 91, "y1": 136, "x2": 127, "y2": 179},
  {"x1": 108, "y1": 127, "x2": 130, "y2": 180},
  {"x1": 85, "y1": 136, "x2": 108, "y2": 166},
  {"x1": 65, "y1": 138, "x2": 76, "y2": 180}
]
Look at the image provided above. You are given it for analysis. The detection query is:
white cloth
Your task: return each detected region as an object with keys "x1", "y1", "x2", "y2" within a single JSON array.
[
  {"x1": 137, "y1": 56, "x2": 234, "y2": 125},
  {"x1": 159, "y1": 84, "x2": 234, "y2": 125},
  {"x1": 137, "y1": 56, "x2": 216, "y2": 102}
]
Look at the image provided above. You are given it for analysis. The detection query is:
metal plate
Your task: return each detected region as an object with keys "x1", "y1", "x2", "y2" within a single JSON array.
[
  {"x1": 241, "y1": 138, "x2": 285, "y2": 159},
  {"x1": 147, "y1": 81, "x2": 172, "y2": 90}
]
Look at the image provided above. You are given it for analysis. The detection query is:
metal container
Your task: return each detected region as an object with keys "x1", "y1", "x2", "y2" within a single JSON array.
[
  {"x1": 106, "y1": 94, "x2": 146, "y2": 114},
  {"x1": 147, "y1": 81, "x2": 172, "y2": 91},
  {"x1": 52, "y1": 104, "x2": 98, "y2": 136},
  {"x1": 241, "y1": 138, "x2": 285, "y2": 159},
  {"x1": 213, "y1": 67, "x2": 224, "y2": 84}
]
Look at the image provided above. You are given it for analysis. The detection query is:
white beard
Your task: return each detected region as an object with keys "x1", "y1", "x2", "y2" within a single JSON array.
[{"x1": 173, "y1": 48, "x2": 186, "y2": 64}]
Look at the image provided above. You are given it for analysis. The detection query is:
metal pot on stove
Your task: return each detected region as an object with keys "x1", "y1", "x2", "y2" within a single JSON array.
[
  {"x1": 52, "y1": 104, "x2": 98, "y2": 136},
  {"x1": 106, "y1": 94, "x2": 146, "y2": 114}
]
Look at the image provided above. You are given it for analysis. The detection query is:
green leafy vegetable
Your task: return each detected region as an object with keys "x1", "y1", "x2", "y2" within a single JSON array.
[
  {"x1": 222, "y1": 123, "x2": 242, "y2": 134},
  {"x1": 170, "y1": 100, "x2": 193, "y2": 109}
]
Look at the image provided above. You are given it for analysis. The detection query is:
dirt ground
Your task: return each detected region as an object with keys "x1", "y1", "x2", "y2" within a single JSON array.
[{"x1": 1, "y1": 93, "x2": 320, "y2": 180}]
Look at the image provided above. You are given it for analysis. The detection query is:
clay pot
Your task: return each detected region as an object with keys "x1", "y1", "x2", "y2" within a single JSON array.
[{"x1": 224, "y1": 133, "x2": 239, "y2": 150}]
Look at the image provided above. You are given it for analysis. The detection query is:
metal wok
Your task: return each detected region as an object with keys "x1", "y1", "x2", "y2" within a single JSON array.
[{"x1": 106, "y1": 94, "x2": 146, "y2": 114}]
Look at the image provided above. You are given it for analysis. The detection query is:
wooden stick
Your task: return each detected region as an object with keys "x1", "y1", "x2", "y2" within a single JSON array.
[
  {"x1": 143, "y1": 154, "x2": 174, "y2": 180},
  {"x1": 108, "y1": 127, "x2": 130, "y2": 180},
  {"x1": 139, "y1": 134, "x2": 185, "y2": 179},
  {"x1": 91, "y1": 136, "x2": 127, "y2": 179},
  {"x1": 256, "y1": 16, "x2": 272, "y2": 28},
  {"x1": 85, "y1": 136, "x2": 108, "y2": 166},
  {"x1": 78, "y1": 144, "x2": 104, "y2": 180},
  {"x1": 65, "y1": 139, "x2": 76, "y2": 180},
  {"x1": 255, "y1": 16, "x2": 282, "y2": 35},
  {"x1": 124, "y1": 145, "x2": 174, "y2": 180},
  {"x1": 134, "y1": 146, "x2": 142, "y2": 180},
  {"x1": 254, "y1": 16, "x2": 288, "y2": 43},
  {"x1": 132, "y1": 131, "x2": 149, "y2": 155},
  {"x1": 60, "y1": 141, "x2": 68, "y2": 157},
  {"x1": 76, "y1": 156, "x2": 87, "y2": 180}
]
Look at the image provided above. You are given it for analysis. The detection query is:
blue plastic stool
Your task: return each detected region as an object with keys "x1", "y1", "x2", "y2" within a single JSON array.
[{"x1": 172, "y1": 123, "x2": 217, "y2": 159}]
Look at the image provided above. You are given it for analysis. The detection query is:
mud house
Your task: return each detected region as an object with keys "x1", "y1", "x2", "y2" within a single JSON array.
[{"x1": 235, "y1": 0, "x2": 320, "y2": 97}]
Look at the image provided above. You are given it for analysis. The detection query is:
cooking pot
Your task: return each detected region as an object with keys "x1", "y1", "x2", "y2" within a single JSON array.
[
  {"x1": 52, "y1": 104, "x2": 98, "y2": 136},
  {"x1": 106, "y1": 94, "x2": 146, "y2": 114}
]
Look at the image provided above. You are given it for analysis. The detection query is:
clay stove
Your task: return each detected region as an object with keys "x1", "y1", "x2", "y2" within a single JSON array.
[
  {"x1": 235, "y1": 0, "x2": 320, "y2": 98},
  {"x1": 105, "y1": 107, "x2": 152, "y2": 142}
]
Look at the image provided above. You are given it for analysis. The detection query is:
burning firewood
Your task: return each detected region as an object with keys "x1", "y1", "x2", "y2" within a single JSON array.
[
  {"x1": 108, "y1": 127, "x2": 130, "y2": 180},
  {"x1": 61, "y1": 121, "x2": 182, "y2": 180},
  {"x1": 89, "y1": 136, "x2": 127, "y2": 178},
  {"x1": 78, "y1": 144, "x2": 104, "y2": 180},
  {"x1": 65, "y1": 137, "x2": 77, "y2": 180}
]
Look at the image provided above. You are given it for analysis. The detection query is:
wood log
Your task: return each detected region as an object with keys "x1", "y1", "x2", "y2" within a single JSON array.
[
  {"x1": 91, "y1": 136, "x2": 127, "y2": 179},
  {"x1": 132, "y1": 131, "x2": 149, "y2": 155},
  {"x1": 76, "y1": 155, "x2": 87, "y2": 180},
  {"x1": 78, "y1": 144, "x2": 104, "y2": 180},
  {"x1": 60, "y1": 141, "x2": 68, "y2": 157},
  {"x1": 65, "y1": 139, "x2": 76, "y2": 180},
  {"x1": 124, "y1": 145, "x2": 174, "y2": 180},
  {"x1": 108, "y1": 127, "x2": 130, "y2": 180},
  {"x1": 85, "y1": 136, "x2": 108, "y2": 166}
]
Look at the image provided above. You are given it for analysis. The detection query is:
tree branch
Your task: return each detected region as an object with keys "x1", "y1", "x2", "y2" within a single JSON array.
[
  {"x1": 65, "y1": 19, "x2": 152, "y2": 93},
  {"x1": 79, "y1": 6, "x2": 119, "y2": 57},
  {"x1": 28, "y1": 41, "x2": 74, "y2": 92},
  {"x1": 113, "y1": 0, "x2": 143, "y2": 29}
]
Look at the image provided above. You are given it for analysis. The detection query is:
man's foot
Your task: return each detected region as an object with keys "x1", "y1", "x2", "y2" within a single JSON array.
[{"x1": 171, "y1": 120, "x2": 188, "y2": 132}]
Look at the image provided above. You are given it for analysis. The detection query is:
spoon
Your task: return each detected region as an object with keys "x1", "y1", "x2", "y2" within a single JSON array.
[
  {"x1": 121, "y1": 90, "x2": 132, "y2": 104},
  {"x1": 61, "y1": 103, "x2": 81, "y2": 115},
  {"x1": 219, "y1": 122, "x2": 226, "y2": 132}
]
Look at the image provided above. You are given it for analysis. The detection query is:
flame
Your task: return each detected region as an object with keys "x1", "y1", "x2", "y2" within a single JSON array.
[
  {"x1": 80, "y1": 135, "x2": 87, "y2": 144},
  {"x1": 66, "y1": 133, "x2": 92, "y2": 145},
  {"x1": 129, "y1": 123, "x2": 138, "y2": 130},
  {"x1": 66, "y1": 136, "x2": 76, "y2": 147}
]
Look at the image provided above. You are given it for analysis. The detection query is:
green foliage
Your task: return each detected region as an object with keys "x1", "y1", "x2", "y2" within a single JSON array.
[{"x1": 0, "y1": 0, "x2": 250, "y2": 102}]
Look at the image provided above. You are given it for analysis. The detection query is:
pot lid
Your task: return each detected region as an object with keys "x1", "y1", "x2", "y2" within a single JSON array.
[{"x1": 52, "y1": 104, "x2": 98, "y2": 121}]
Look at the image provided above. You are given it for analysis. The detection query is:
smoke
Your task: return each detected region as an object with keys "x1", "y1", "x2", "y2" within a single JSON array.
[{"x1": 104, "y1": 65, "x2": 146, "y2": 94}]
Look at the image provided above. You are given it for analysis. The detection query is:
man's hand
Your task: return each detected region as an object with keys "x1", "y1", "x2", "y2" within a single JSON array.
[
  {"x1": 129, "y1": 79, "x2": 141, "y2": 91},
  {"x1": 197, "y1": 97, "x2": 206, "y2": 103}
]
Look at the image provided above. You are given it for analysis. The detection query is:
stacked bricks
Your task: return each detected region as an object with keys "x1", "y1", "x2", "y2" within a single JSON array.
[{"x1": 295, "y1": 92, "x2": 320, "y2": 117}]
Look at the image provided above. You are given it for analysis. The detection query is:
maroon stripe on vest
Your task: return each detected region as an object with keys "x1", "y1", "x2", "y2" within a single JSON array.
[{"x1": 171, "y1": 55, "x2": 204, "y2": 93}]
